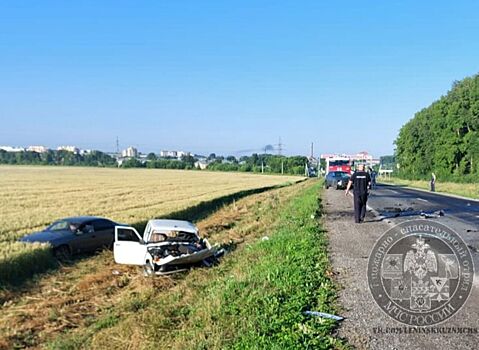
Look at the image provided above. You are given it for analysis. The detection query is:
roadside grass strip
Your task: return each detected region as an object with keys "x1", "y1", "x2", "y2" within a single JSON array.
[
  {"x1": 380, "y1": 177, "x2": 479, "y2": 199},
  {"x1": 189, "y1": 182, "x2": 346, "y2": 349}
]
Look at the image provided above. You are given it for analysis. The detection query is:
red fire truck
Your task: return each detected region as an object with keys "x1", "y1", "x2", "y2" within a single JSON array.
[{"x1": 325, "y1": 157, "x2": 351, "y2": 174}]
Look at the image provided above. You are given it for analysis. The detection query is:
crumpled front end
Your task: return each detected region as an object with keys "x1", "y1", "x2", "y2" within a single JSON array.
[{"x1": 145, "y1": 230, "x2": 219, "y2": 275}]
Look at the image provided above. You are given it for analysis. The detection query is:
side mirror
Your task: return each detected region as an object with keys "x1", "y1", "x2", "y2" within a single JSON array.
[{"x1": 139, "y1": 238, "x2": 145, "y2": 245}]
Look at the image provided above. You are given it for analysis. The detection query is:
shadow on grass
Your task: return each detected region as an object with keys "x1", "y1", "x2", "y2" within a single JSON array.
[{"x1": 0, "y1": 180, "x2": 305, "y2": 292}]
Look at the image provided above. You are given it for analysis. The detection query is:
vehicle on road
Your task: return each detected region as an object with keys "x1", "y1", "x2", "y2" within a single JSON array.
[
  {"x1": 325, "y1": 156, "x2": 351, "y2": 174},
  {"x1": 19, "y1": 216, "x2": 122, "y2": 259},
  {"x1": 113, "y1": 219, "x2": 219, "y2": 275},
  {"x1": 325, "y1": 171, "x2": 351, "y2": 189}
]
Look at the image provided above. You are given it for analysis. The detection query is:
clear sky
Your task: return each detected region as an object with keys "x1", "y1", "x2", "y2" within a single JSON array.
[{"x1": 1, "y1": 1, "x2": 478, "y2": 157}]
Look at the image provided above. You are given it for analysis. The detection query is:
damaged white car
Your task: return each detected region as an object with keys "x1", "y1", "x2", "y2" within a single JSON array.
[{"x1": 114, "y1": 219, "x2": 219, "y2": 275}]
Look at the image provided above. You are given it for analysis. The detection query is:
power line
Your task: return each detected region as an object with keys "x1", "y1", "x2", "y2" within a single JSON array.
[{"x1": 276, "y1": 137, "x2": 283, "y2": 156}]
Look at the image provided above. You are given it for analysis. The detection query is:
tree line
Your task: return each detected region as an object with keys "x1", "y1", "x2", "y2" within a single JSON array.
[
  {"x1": 0, "y1": 149, "x2": 309, "y2": 175},
  {"x1": 0, "y1": 149, "x2": 116, "y2": 167},
  {"x1": 207, "y1": 154, "x2": 309, "y2": 176},
  {"x1": 395, "y1": 73, "x2": 479, "y2": 182}
]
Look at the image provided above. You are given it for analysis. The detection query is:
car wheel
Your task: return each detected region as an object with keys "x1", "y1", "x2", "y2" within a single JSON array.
[
  {"x1": 54, "y1": 245, "x2": 71, "y2": 261},
  {"x1": 143, "y1": 263, "x2": 155, "y2": 277}
]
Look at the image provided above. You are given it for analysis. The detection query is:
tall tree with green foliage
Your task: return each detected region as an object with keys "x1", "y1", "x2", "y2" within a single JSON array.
[{"x1": 395, "y1": 74, "x2": 479, "y2": 181}]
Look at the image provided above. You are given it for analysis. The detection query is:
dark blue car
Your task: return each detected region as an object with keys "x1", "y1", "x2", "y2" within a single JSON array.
[
  {"x1": 324, "y1": 171, "x2": 351, "y2": 190},
  {"x1": 20, "y1": 216, "x2": 121, "y2": 259}
]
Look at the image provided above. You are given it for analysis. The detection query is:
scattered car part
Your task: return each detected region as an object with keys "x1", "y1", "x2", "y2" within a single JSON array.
[{"x1": 304, "y1": 310, "x2": 344, "y2": 321}]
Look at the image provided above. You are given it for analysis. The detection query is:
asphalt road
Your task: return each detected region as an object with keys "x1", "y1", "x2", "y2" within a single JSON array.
[
  {"x1": 368, "y1": 184, "x2": 479, "y2": 284},
  {"x1": 324, "y1": 184, "x2": 479, "y2": 349}
]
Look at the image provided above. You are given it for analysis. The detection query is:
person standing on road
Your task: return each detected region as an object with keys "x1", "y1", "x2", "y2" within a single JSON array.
[
  {"x1": 345, "y1": 164, "x2": 371, "y2": 223},
  {"x1": 370, "y1": 168, "x2": 377, "y2": 189}
]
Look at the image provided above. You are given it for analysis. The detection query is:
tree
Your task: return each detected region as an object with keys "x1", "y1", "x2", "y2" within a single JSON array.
[
  {"x1": 147, "y1": 152, "x2": 157, "y2": 161},
  {"x1": 395, "y1": 73, "x2": 479, "y2": 180}
]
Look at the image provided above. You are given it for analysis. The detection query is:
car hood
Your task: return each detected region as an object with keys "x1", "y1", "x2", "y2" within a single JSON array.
[{"x1": 20, "y1": 230, "x2": 72, "y2": 243}]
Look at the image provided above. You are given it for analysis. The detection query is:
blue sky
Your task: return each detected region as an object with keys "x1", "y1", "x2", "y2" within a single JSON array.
[{"x1": 1, "y1": 1, "x2": 478, "y2": 157}]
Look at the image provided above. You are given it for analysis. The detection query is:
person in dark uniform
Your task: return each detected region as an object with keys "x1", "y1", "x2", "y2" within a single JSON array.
[{"x1": 345, "y1": 164, "x2": 371, "y2": 223}]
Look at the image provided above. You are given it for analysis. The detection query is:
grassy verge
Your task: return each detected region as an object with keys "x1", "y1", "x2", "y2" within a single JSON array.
[
  {"x1": 46, "y1": 181, "x2": 346, "y2": 350},
  {"x1": 0, "y1": 242, "x2": 57, "y2": 286},
  {"x1": 380, "y1": 177, "x2": 479, "y2": 199}
]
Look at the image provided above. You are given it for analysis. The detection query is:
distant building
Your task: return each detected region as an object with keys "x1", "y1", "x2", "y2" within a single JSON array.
[
  {"x1": 122, "y1": 147, "x2": 138, "y2": 158},
  {"x1": 160, "y1": 150, "x2": 191, "y2": 159},
  {"x1": 160, "y1": 150, "x2": 177, "y2": 158},
  {"x1": 177, "y1": 151, "x2": 191, "y2": 158},
  {"x1": 27, "y1": 145, "x2": 49, "y2": 153},
  {"x1": 0, "y1": 146, "x2": 25, "y2": 152},
  {"x1": 57, "y1": 146, "x2": 80, "y2": 154}
]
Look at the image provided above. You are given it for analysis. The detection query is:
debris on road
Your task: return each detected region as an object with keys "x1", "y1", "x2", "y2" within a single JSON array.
[
  {"x1": 467, "y1": 244, "x2": 478, "y2": 253},
  {"x1": 304, "y1": 310, "x2": 344, "y2": 321},
  {"x1": 379, "y1": 206, "x2": 445, "y2": 220},
  {"x1": 420, "y1": 210, "x2": 445, "y2": 218}
]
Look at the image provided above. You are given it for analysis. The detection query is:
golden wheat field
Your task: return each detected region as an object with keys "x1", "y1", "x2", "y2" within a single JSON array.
[{"x1": 0, "y1": 165, "x2": 302, "y2": 256}]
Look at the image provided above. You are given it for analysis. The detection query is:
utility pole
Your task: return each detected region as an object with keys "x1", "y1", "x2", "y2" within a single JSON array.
[
  {"x1": 261, "y1": 161, "x2": 264, "y2": 173},
  {"x1": 277, "y1": 137, "x2": 283, "y2": 156},
  {"x1": 281, "y1": 160, "x2": 284, "y2": 174},
  {"x1": 116, "y1": 136, "x2": 120, "y2": 156}
]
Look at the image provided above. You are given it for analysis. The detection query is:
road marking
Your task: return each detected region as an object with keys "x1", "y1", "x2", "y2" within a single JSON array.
[{"x1": 416, "y1": 198, "x2": 429, "y2": 202}]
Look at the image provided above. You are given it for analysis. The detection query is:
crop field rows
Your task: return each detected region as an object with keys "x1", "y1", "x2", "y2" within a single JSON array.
[{"x1": 0, "y1": 166, "x2": 302, "y2": 283}]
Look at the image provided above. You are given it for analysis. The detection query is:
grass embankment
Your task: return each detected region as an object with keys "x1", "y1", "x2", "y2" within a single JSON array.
[
  {"x1": 45, "y1": 181, "x2": 345, "y2": 349},
  {"x1": 380, "y1": 177, "x2": 479, "y2": 199}
]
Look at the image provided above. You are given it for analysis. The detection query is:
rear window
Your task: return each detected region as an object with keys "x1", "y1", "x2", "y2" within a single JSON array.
[
  {"x1": 93, "y1": 219, "x2": 113, "y2": 231},
  {"x1": 334, "y1": 172, "x2": 348, "y2": 177}
]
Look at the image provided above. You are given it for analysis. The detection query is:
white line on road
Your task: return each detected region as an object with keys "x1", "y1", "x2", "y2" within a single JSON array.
[{"x1": 416, "y1": 198, "x2": 429, "y2": 202}]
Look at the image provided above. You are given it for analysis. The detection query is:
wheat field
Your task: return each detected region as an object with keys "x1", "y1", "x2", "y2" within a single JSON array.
[
  {"x1": 0, "y1": 166, "x2": 302, "y2": 274},
  {"x1": 0, "y1": 166, "x2": 302, "y2": 241}
]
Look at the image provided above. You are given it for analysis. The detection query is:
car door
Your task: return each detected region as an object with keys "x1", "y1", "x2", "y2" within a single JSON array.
[
  {"x1": 70, "y1": 221, "x2": 97, "y2": 253},
  {"x1": 92, "y1": 219, "x2": 115, "y2": 248},
  {"x1": 114, "y1": 226, "x2": 147, "y2": 265}
]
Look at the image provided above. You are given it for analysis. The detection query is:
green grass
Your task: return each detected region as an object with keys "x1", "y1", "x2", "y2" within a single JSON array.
[
  {"x1": 0, "y1": 242, "x2": 57, "y2": 286},
  {"x1": 380, "y1": 177, "x2": 479, "y2": 199},
  {"x1": 47, "y1": 181, "x2": 346, "y2": 350}
]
